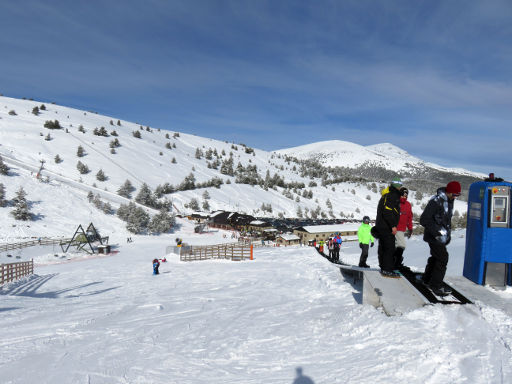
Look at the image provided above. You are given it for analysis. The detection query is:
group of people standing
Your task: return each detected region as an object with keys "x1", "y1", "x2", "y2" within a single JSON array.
[
  {"x1": 359, "y1": 177, "x2": 461, "y2": 297},
  {"x1": 327, "y1": 234, "x2": 342, "y2": 263}
]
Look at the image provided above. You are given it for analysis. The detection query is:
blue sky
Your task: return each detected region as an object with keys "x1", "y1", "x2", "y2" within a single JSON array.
[{"x1": 1, "y1": 0, "x2": 512, "y2": 179}]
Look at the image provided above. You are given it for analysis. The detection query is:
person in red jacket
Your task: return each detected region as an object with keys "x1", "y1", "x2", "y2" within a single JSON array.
[{"x1": 393, "y1": 187, "x2": 413, "y2": 271}]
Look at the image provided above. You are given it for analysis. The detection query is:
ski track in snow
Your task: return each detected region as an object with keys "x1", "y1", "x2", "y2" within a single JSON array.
[{"x1": 1, "y1": 234, "x2": 511, "y2": 384}]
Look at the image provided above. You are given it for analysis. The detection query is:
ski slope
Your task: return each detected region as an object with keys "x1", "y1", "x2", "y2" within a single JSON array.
[{"x1": 1, "y1": 229, "x2": 511, "y2": 384}]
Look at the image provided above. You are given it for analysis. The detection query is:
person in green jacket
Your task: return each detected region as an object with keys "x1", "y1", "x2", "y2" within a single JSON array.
[{"x1": 357, "y1": 216, "x2": 375, "y2": 268}]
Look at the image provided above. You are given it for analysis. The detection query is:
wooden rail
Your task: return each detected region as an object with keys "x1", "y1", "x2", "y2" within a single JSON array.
[
  {"x1": 0, "y1": 238, "x2": 71, "y2": 252},
  {"x1": 1, "y1": 259, "x2": 34, "y2": 285},
  {"x1": 180, "y1": 244, "x2": 253, "y2": 262}
]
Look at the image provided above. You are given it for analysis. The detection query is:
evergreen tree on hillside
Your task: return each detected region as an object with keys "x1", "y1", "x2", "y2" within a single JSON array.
[
  {"x1": 178, "y1": 173, "x2": 196, "y2": 191},
  {"x1": 149, "y1": 209, "x2": 175, "y2": 234},
  {"x1": 76, "y1": 161, "x2": 90, "y2": 174},
  {"x1": 117, "y1": 202, "x2": 150, "y2": 234},
  {"x1": 96, "y1": 169, "x2": 107, "y2": 181},
  {"x1": 0, "y1": 156, "x2": 10, "y2": 175},
  {"x1": 0, "y1": 183, "x2": 5, "y2": 207},
  {"x1": 11, "y1": 187, "x2": 32, "y2": 221},
  {"x1": 126, "y1": 206, "x2": 150, "y2": 233},
  {"x1": 32, "y1": 106, "x2": 40, "y2": 115},
  {"x1": 54, "y1": 154, "x2": 62, "y2": 164},
  {"x1": 188, "y1": 198, "x2": 200, "y2": 211},
  {"x1": 117, "y1": 179, "x2": 135, "y2": 198},
  {"x1": 44, "y1": 120, "x2": 61, "y2": 129},
  {"x1": 135, "y1": 183, "x2": 156, "y2": 207},
  {"x1": 77, "y1": 145, "x2": 85, "y2": 157}
]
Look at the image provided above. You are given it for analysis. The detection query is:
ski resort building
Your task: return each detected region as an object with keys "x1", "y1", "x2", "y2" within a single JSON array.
[
  {"x1": 275, "y1": 233, "x2": 301, "y2": 246},
  {"x1": 293, "y1": 223, "x2": 361, "y2": 245}
]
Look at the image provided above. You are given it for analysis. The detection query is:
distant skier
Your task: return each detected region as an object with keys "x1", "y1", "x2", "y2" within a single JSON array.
[
  {"x1": 357, "y1": 216, "x2": 374, "y2": 268},
  {"x1": 333, "y1": 233, "x2": 342, "y2": 262},
  {"x1": 327, "y1": 237, "x2": 334, "y2": 260},
  {"x1": 153, "y1": 258, "x2": 160, "y2": 275}
]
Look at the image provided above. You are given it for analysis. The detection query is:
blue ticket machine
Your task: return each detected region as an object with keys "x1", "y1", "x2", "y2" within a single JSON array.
[{"x1": 463, "y1": 175, "x2": 512, "y2": 288}]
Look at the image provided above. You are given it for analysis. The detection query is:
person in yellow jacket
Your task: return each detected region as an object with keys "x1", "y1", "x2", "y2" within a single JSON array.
[{"x1": 357, "y1": 216, "x2": 375, "y2": 268}]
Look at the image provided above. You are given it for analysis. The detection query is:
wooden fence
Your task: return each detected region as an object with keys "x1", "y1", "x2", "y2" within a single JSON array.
[
  {"x1": 180, "y1": 244, "x2": 253, "y2": 262},
  {"x1": 0, "y1": 238, "x2": 71, "y2": 253},
  {"x1": 1, "y1": 259, "x2": 34, "y2": 285}
]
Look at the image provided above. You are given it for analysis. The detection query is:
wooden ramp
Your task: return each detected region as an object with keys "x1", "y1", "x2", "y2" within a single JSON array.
[{"x1": 362, "y1": 270, "x2": 430, "y2": 316}]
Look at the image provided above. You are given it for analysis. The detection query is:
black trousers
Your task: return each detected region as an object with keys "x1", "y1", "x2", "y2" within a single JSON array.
[
  {"x1": 359, "y1": 244, "x2": 369, "y2": 266},
  {"x1": 377, "y1": 234, "x2": 395, "y2": 272},
  {"x1": 393, "y1": 247, "x2": 405, "y2": 269},
  {"x1": 333, "y1": 247, "x2": 339, "y2": 262},
  {"x1": 423, "y1": 241, "x2": 449, "y2": 288}
]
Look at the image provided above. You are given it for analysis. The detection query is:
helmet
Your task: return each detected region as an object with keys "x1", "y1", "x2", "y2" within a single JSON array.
[{"x1": 363, "y1": 216, "x2": 370, "y2": 224}]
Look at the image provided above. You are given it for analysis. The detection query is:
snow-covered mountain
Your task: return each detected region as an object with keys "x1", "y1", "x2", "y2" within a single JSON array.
[
  {"x1": 277, "y1": 140, "x2": 479, "y2": 176},
  {"x1": 0, "y1": 95, "x2": 475, "y2": 239}
]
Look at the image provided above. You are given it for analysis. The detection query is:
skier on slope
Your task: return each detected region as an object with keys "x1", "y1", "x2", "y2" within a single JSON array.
[{"x1": 153, "y1": 258, "x2": 160, "y2": 275}]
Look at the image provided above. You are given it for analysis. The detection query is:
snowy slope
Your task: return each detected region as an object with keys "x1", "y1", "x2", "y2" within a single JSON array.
[
  {"x1": 0, "y1": 95, "x2": 469, "y2": 241},
  {"x1": 1, "y1": 232, "x2": 511, "y2": 383}
]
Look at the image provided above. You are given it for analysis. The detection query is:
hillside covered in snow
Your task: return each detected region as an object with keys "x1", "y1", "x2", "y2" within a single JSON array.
[{"x1": 0, "y1": 95, "x2": 476, "y2": 239}]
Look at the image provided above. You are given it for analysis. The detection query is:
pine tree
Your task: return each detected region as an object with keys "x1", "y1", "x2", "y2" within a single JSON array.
[
  {"x1": 202, "y1": 200, "x2": 210, "y2": 211},
  {"x1": 126, "y1": 206, "x2": 150, "y2": 234},
  {"x1": 96, "y1": 169, "x2": 107, "y2": 181},
  {"x1": 54, "y1": 154, "x2": 62, "y2": 163},
  {"x1": 102, "y1": 201, "x2": 113, "y2": 215},
  {"x1": 117, "y1": 179, "x2": 134, "y2": 198},
  {"x1": 135, "y1": 183, "x2": 156, "y2": 207},
  {"x1": 11, "y1": 187, "x2": 32, "y2": 220},
  {"x1": 0, "y1": 183, "x2": 5, "y2": 207},
  {"x1": 149, "y1": 209, "x2": 175, "y2": 234},
  {"x1": 77, "y1": 145, "x2": 85, "y2": 157},
  {"x1": 188, "y1": 198, "x2": 200, "y2": 211},
  {"x1": 77, "y1": 161, "x2": 90, "y2": 174},
  {"x1": 0, "y1": 156, "x2": 9, "y2": 175},
  {"x1": 32, "y1": 106, "x2": 40, "y2": 115}
]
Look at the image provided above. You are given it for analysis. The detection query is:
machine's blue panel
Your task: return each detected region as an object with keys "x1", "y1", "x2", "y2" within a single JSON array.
[{"x1": 463, "y1": 180, "x2": 512, "y2": 286}]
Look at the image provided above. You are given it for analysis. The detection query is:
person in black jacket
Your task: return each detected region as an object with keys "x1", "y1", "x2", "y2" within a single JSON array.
[
  {"x1": 419, "y1": 181, "x2": 461, "y2": 296},
  {"x1": 373, "y1": 178, "x2": 402, "y2": 278}
]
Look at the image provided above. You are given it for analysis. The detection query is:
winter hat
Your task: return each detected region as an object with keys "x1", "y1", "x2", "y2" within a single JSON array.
[
  {"x1": 446, "y1": 181, "x2": 461, "y2": 195},
  {"x1": 391, "y1": 178, "x2": 402, "y2": 189},
  {"x1": 400, "y1": 187, "x2": 409, "y2": 197}
]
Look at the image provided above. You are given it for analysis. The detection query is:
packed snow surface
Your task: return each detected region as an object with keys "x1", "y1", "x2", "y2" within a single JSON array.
[{"x1": 1, "y1": 228, "x2": 511, "y2": 384}]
